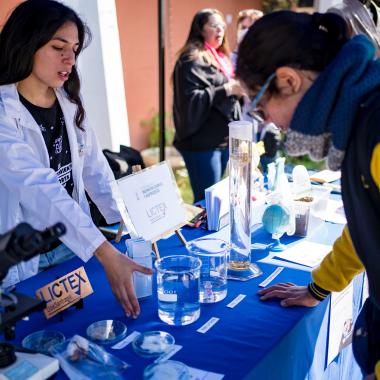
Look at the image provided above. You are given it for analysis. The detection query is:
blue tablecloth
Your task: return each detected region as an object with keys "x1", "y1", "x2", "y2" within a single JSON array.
[{"x1": 11, "y1": 221, "x2": 363, "y2": 379}]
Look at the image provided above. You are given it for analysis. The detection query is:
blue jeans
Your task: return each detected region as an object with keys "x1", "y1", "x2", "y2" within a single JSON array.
[
  {"x1": 180, "y1": 147, "x2": 229, "y2": 202},
  {"x1": 38, "y1": 244, "x2": 75, "y2": 272}
]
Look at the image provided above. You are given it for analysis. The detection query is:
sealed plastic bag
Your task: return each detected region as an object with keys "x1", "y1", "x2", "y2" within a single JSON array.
[{"x1": 50, "y1": 335, "x2": 129, "y2": 380}]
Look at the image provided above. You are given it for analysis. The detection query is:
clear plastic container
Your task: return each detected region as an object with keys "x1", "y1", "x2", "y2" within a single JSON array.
[
  {"x1": 143, "y1": 360, "x2": 189, "y2": 380},
  {"x1": 311, "y1": 187, "x2": 331, "y2": 218},
  {"x1": 86, "y1": 320, "x2": 127, "y2": 345},
  {"x1": 132, "y1": 331, "x2": 175, "y2": 358},
  {"x1": 22, "y1": 330, "x2": 65, "y2": 355}
]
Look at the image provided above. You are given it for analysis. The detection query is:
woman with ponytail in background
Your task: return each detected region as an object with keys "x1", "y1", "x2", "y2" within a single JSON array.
[{"x1": 237, "y1": 11, "x2": 380, "y2": 378}]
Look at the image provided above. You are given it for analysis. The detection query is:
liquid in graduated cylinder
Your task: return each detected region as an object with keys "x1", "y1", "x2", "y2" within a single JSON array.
[
  {"x1": 156, "y1": 256, "x2": 201, "y2": 326},
  {"x1": 229, "y1": 137, "x2": 252, "y2": 270}
]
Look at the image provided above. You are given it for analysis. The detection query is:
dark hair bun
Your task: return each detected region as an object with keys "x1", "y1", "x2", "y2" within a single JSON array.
[
  {"x1": 312, "y1": 12, "x2": 348, "y2": 43},
  {"x1": 309, "y1": 12, "x2": 349, "y2": 69}
]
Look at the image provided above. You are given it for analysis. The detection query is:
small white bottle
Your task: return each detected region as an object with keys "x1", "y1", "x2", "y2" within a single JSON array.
[
  {"x1": 125, "y1": 238, "x2": 153, "y2": 299},
  {"x1": 292, "y1": 165, "x2": 312, "y2": 199}
]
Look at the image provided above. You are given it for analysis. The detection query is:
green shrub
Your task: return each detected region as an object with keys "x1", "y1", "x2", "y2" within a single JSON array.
[{"x1": 140, "y1": 111, "x2": 175, "y2": 147}]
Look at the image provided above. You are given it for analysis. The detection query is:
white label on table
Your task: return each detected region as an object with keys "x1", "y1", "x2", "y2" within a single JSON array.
[
  {"x1": 259, "y1": 267, "x2": 284, "y2": 288},
  {"x1": 197, "y1": 317, "x2": 220, "y2": 334},
  {"x1": 111, "y1": 330, "x2": 140, "y2": 349},
  {"x1": 188, "y1": 366, "x2": 224, "y2": 379},
  {"x1": 154, "y1": 344, "x2": 183, "y2": 363},
  {"x1": 226, "y1": 294, "x2": 246, "y2": 308}
]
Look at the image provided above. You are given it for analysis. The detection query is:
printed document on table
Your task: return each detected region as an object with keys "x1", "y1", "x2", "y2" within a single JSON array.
[
  {"x1": 323, "y1": 199, "x2": 347, "y2": 225},
  {"x1": 327, "y1": 283, "x2": 354, "y2": 365},
  {"x1": 274, "y1": 241, "x2": 332, "y2": 268}
]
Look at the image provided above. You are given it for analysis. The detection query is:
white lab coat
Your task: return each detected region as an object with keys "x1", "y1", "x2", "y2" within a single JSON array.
[{"x1": 0, "y1": 84, "x2": 125, "y2": 287}]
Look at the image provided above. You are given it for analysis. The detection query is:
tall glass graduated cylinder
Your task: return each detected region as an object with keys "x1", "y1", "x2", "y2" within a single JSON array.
[{"x1": 229, "y1": 121, "x2": 253, "y2": 271}]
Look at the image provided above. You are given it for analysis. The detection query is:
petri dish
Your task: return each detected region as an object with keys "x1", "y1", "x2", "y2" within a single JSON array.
[
  {"x1": 143, "y1": 360, "x2": 189, "y2": 380},
  {"x1": 22, "y1": 330, "x2": 65, "y2": 355},
  {"x1": 86, "y1": 320, "x2": 127, "y2": 345},
  {"x1": 132, "y1": 331, "x2": 175, "y2": 358}
]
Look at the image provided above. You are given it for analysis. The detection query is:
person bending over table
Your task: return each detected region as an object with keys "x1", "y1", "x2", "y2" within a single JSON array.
[
  {"x1": 0, "y1": 0, "x2": 152, "y2": 319},
  {"x1": 236, "y1": 11, "x2": 380, "y2": 379}
]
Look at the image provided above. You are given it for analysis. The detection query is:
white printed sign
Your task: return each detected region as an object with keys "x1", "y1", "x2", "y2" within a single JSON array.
[
  {"x1": 327, "y1": 283, "x2": 354, "y2": 365},
  {"x1": 117, "y1": 162, "x2": 186, "y2": 241}
]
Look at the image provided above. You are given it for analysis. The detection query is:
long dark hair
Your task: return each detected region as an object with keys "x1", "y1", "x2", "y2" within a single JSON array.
[
  {"x1": 236, "y1": 11, "x2": 348, "y2": 96},
  {"x1": 177, "y1": 8, "x2": 231, "y2": 59},
  {"x1": 0, "y1": 0, "x2": 91, "y2": 130}
]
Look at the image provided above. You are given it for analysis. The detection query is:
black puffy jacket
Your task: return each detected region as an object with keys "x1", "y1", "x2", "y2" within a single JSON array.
[{"x1": 172, "y1": 51, "x2": 241, "y2": 151}]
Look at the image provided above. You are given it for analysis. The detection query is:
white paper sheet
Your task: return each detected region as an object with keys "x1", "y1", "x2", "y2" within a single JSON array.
[
  {"x1": 327, "y1": 283, "x2": 354, "y2": 364},
  {"x1": 310, "y1": 170, "x2": 341, "y2": 183},
  {"x1": 205, "y1": 177, "x2": 229, "y2": 231},
  {"x1": 274, "y1": 241, "x2": 332, "y2": 268},
  {"x1": 323, "y1": 200, "x2": 347, "y2": 225}
]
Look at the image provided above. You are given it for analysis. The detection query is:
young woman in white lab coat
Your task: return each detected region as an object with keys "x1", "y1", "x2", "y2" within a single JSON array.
[{"x1": 0, "y1": 0, "x2": 152, "y2": 319}]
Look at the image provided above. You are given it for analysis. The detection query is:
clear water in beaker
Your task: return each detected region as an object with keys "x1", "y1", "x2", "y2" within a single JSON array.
[{"x1": 155, "y1": 255, "x2": 201, "y2": 326}]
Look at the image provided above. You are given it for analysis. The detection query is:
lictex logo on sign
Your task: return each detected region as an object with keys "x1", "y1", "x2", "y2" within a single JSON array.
[{"x1": 36, "y1": 266, "x2": 93, "y2": 319}]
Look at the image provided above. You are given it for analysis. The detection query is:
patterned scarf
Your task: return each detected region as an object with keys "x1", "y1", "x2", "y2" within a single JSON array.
[{"x1": 285, "y1": 35, "x2": 380, "y2": 170}]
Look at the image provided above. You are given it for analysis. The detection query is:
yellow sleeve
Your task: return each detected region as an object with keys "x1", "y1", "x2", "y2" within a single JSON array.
[
  {"x1": 312, "y1": 226, "x2": 364, "y2": 292},
  {"x1": 311, "y1": 142, "x2": 380, "y2": 293},
  {"x1": 372, "y1": 144, "x2": 380, "y2": 379},
  {"x1": 370, "y1": 143, "x2": 380, "y2": 189}
]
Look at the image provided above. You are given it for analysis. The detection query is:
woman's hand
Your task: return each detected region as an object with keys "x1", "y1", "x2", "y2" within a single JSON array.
[
  {"x1": 258, "y1": 283, "x2": 320, "y2": 307},
  {"x1": 95, "y1": 241, "x2": 153, "y2": 318},
  {"x1": 225, "y1": 79, "x2": 246, "y2": 97}
]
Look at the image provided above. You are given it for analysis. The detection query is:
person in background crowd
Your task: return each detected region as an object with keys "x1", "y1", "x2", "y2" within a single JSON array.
[
  {"x1": 231, "y1": 8, "x2": 263, "y2": 67},
  {"x1": 0, "y1": 0, "x2": 152, "y2": 319},
  {"x1": 237, "y1": 10, "x2": 380, "y2": 378},
  {"x1": 172, "y1": 8, "x2": 244, "y2": 203},
  {"x1": 232, "y1": 8, "x2": 281, "y2": 173}
]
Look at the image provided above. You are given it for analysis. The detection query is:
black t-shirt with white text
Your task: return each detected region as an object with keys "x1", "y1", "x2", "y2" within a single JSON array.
[{"x1": 19, "y1": 94, "x2": 74, "y2": 198}]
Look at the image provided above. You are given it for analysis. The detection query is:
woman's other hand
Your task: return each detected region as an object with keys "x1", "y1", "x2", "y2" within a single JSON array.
[
  {"x1": 258, "y1": 283, "x2": 320, "y2": 307},
  {"x1": 95, "y1": 241, "x2": 154, "y2": 318}
]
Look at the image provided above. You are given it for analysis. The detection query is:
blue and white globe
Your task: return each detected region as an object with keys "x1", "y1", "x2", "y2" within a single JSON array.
[{"x1": 262, "y1": 204, "x2": 290, "y2": 236}]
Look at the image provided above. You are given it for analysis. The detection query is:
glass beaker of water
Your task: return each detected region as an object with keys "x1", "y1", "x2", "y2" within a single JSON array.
[
  {"x1": 155, "y1": 255, "x2": 201, "y2": 326},
  {"x1": 187, "y1": 238, "x2": 229, "y2": 303}
]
